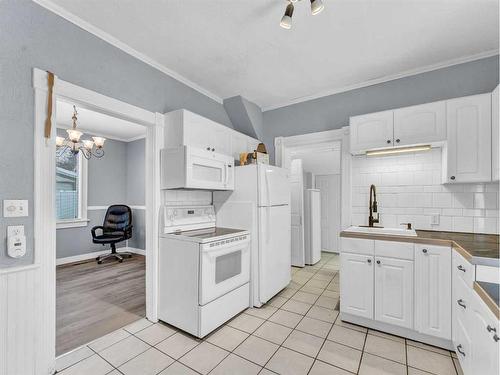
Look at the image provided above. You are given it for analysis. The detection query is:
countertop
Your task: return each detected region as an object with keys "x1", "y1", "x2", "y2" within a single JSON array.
[
  {"x1": 474, "y1": 282, "x2": 500, "y2": 319},
  {"x1": 340, "y1": 229, "x2": 499, "y2": 267}
]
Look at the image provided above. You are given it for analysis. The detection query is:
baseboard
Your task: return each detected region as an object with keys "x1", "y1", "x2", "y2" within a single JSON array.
[{"x1": 56, "y1": 247, "x2": 146, "y2": 265}]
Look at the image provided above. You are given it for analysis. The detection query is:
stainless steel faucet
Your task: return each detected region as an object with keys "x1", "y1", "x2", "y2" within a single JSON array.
[{"x1": 368, "y1": 184, "x2": 379, "y2": 227}]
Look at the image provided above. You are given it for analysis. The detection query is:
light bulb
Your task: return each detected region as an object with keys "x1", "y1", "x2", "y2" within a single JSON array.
[
  {"x1": 92, "y1": 136, "x2": 106, "y2": 148},
  {"x1": 82, "y1": 139, "x2": 94, "y2": 150},
  {"x1": 66, "y1": 129, "x2": 83, "y2": 142},
  {"x1": 311, "y1": 0, "x2": 324, "y2": 15},
  {"x1": 280, "y1": 2, "x2": 294, "y2": 29}
]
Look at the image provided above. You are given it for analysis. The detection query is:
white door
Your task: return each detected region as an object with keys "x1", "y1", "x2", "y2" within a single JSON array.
[
  {"x1": 290, "y1": 159, "x2": 305, "y2": 267},
  {"x1": 315, "y1": 174, "x2": 341, "y2": 252},
  {"x1": 374, "y1": 256, "x2": 413, "y2": 329},
  {"x1": 414, "y1": 245, "x2": 451, "y2": 340},
  {"x1": 492, "y1": 85, "x2": 499, "y2": 182},
  {"x1": 393, "y1": 101, "x2": 446, "y2": 146},
  {"x1": 183, "y1": 110, "x2": 217, "y2": 151},
  {"x1": 349, "y1": 110, "x2": 394, "y2": 154},
  {"x1": 446, "y1": 93, "x2": 492, "y2": 183},
  {"x1": 340, "y1": 252, "x2": 374, "y2": 319},
  {"x1": 258, "y1": 205, "x2": 291, "y2": 304},
  {"x1": 213, "y1": 126, "x2": 231, "y2": 156}
]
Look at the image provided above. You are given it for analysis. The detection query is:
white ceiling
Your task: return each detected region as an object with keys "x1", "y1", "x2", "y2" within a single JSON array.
[
  {"x1": 45, "y1": 0, "x2": 499, "y2": 110},
  {"x1": 56, "y1": 100, "x2": 146, "y2": 142}
]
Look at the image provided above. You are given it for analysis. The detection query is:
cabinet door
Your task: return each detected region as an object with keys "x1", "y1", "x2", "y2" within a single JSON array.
[
  {"x1": 492, "y1": 85, "x2": 499, "y2": 181},
  {"x1": 183, "y1": 111, "x2": 216, "y2": 151},
  {"x1": 471, "y1": 293, "x2": 499, "y2": 375},
  {"x1": 454, "y1": 312, "x2": 473, "y2": 375},
  {"x1": 446, "y1": 93, "x2": 492, "y2": 183},
  {"x1": 374, "y1": 257, "x2": 413, "y2": 329},
  {"x1": 393, "y1": 101, "x2": 446, "y2": 146},
  {"x1": 349, "y1": 110, "x2": 394, "y2": 154},
  {"x1": 340, "y1": 253, "x2": 374, "y2": 319},
  {"x1": 414, "y1": 245, "x2": 451, "y2": 340},
  {"x1": 213, "y1": 126, "x2": 231, "y2": 156}
]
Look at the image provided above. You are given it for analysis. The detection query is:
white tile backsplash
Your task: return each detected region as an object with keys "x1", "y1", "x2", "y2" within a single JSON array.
[
  {"x1": 163, "y1": 190, "x2": 212, "y2": 206},
  {"x1": 351, "y1": 148, "x2": 499, "y2": 234}
]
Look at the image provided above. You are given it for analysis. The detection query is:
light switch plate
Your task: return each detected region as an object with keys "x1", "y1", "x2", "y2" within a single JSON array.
[{"x1": 3, "y1": 200, "x2": 28, "y2": 217}]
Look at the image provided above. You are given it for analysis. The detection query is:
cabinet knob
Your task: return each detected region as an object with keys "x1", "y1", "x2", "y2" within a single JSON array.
[
  {"x1": 206, "y1": 147, "x2": 211, "y2": 151},
  {"x1": 422, "y1": 248, "x2": 428, "y2": 254},
  {"x1": 396, "y1": 139, "x2": 400, "y2": 143},
  {"x1": 456, "y1": 345, "x2": 466, "y2": 357},
  {"x1": 450, "y1": 176, "x2": 456, "y2": 180},
  {"x1": 457, "y1": 299, "x2": 466, "y2": 309},
  {"x1": 367, "y1": 259, "x2": 372, "y2": 264},
  {"x1": 212, "y1": 148, "x2": 215, "y2": 152},
  {"x1": 386, "y1": 140, "x2": 391, "y2": 144},
  {"x1": 487, "y1": 325, "x2": 497, "y2": 333},
  {"x1": 376, "y1": 260, "x2": 381, "y2": 265},
  {"x1": 457, "y1": 265, "x2": 466, "y2": 272}
]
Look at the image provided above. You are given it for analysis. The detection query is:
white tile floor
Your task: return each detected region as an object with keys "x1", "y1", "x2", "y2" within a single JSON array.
[{"x1": 56, "y1": 253, "x2": 462, "y2": 375}]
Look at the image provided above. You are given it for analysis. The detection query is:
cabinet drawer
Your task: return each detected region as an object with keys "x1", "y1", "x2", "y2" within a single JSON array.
[
  {"x1": 341, "y1": 237, "x2": 374, "y2": 255},
  {"x1": 375, "y1": 240, "x2": 414, "y2": 260},
  {"x1": 452, "y1": 251, "x2": 475, "y2": 288}
]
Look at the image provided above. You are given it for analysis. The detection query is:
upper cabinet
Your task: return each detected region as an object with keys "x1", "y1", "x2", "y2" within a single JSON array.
[
  {"x1": 492, "y1": 85, "x2": 499, "y2": 181},
  {"x1": 445, "y1": 93, "x2": 491, "y2": 183},
  {"x1": 164, "y1": 109, "x2": 259, "y2": 161},
  {"x1": 393, "y1": 101, "x2": 446, "y2": 146},
  {"x1": 350, "y1": 110, "x2": 394, "y2": 153},
  {"x1": 350, "y1": 102, "x2": 446, "y2": 154}
]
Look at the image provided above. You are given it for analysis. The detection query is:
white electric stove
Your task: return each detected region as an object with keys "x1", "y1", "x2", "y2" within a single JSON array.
[{"x1": 158, "y1": 205, "x2": 250, "y2": 338}]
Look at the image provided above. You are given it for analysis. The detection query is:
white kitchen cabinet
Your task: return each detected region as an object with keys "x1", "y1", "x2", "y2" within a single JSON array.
[
  {"x1": 350, "y1": 110, "x2": 394, "y2": 153},
  {"x1": 414, "y1": 244, "x2": 451, "y2": 340},
  {"x1": 445, "y1": 93, "x2": 492, "y2": 183},
  {"x1": 492, "y1": 85, "x2": 499, "y2": 181},
  {"x1": 340, "y1": 252, "x2": 374, "y2": 319},
  {"x1": 470, "y1": 293, "x2": 499, "y2": 375},
  {"x1": 454, "y1": 312, "x2": 473, "y2": 374},
  {"x1": 374, "y1": 256, "x2": 414, "y2": 329},
  {"x1": 393, "y1": 101, "x2": 446, "y2": 146}
]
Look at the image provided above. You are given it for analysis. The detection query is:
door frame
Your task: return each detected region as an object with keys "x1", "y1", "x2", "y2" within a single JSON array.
[
  {"x1": 33, "y1": 68, "x2": 163, "y2": 373},
  {"x1": 274, "y1": 127, "x2": 351, "y2": 233}
]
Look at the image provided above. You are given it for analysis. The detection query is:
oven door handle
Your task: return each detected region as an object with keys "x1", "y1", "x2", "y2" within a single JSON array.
[{"x1": 204, "y1": 243, "x2": 249, "y2": 260}]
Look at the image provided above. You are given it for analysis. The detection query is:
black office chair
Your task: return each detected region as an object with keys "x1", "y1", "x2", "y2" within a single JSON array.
[{"x1": 92, "y1": 205, "x2": 133, "y2": 264}]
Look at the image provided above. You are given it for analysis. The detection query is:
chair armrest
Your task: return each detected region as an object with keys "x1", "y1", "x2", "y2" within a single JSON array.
[
  {"x1": 91, "y1": 225, "x2": 104, "y2": 238},
  {"x1": 124, "y1": 224, "x2": 134, "y2": 236}
]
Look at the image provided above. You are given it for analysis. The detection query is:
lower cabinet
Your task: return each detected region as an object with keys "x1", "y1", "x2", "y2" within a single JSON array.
[
  {"x1": 470, "y1": 297, "x2": 499, "y2": 375},
  {"x1": 415, "y1": 244, "x2": 452, "y2": 340},
  {"x1": 340, "y1": 252, "x2": 374, "y2": 319},
  {"x1": 374, "y1": 256, "x2": 413, "y2": 329}
]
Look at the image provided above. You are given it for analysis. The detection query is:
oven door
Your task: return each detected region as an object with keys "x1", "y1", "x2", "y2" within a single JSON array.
[
  {"x1": 199, "y1": 235, "x2": 250, "y2": 305},
  {"x1": 186, "y1": 147, "x2": 234, "y2": 191}
]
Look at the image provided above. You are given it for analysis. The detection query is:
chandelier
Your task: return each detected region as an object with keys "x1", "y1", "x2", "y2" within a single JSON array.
[
  {"x1": 56, "y1": 106, "x2": 106, "y2": 160},
  {"x1": 280, "y1": 0, "x2": 324, "y2": 29}
]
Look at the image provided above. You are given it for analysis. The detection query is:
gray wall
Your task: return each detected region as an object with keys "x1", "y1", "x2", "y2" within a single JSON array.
[
  {"x1": 263, "y1": 55, "x2": 500, "y2": 162},
  {"x1": 224, "y1": 95, "x2": 264, "y2": 140},
  {"x1": 56, "y1": 135, "x2": 147, "y2": 258},
  {"x1": 0, "y1": 0, "x2": 232, "y2": 267}
]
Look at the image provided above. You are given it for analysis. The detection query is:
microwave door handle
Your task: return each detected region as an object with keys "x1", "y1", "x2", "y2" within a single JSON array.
[{"x1": 225, "y1": 163, "x2": 229, "y2": 185}]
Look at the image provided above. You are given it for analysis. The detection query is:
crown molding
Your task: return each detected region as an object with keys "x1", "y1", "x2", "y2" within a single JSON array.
[
  {"x1": 262, "y1": 49, "x2": 500, "y2": 111},
  {"x1": 33, "y1": 0, "x2": 223, "y2": 104}
]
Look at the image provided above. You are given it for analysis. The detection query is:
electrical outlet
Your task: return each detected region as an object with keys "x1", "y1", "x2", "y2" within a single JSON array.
[{"x1": 431, "y1": 214, "x2": 440, "y2": 225}]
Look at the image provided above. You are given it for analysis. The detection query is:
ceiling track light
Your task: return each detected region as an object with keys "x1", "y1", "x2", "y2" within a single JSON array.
[
  {"x1": 280, "y1": 2, "x2": 294, "y2": 30},
  {"x1": 280, "y1": 0, "x2": 324, "y2": 29}
]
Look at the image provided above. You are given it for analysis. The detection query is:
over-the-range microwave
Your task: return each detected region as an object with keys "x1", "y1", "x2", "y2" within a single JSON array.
[{"x1": 161, "y1": 145, "x2": 234, "y2": 190}]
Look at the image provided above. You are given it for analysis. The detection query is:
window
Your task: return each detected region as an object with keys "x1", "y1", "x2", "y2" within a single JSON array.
[{"x1": 56, "y1": 146, "x2": 88, "y2": 228}]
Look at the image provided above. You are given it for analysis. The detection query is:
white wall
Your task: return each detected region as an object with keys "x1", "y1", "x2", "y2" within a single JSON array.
[{"x1": 351, "y1": 148, "x2": 499, "y2": 234}]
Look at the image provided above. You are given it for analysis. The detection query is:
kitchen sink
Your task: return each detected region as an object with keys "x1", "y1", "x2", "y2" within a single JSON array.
[{"x1": 345, "y1": 226, "x2": 417, "y2": 237}]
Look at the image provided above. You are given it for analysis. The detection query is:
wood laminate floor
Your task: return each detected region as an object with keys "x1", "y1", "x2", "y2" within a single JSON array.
[{"x1": 56, "y1": 255, "x2": 146, "y2": 356}]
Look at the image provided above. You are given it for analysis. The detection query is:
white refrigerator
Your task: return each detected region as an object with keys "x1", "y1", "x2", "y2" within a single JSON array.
[{"x1": 214, "y1": 164, "x2": 291, "y2": 307}]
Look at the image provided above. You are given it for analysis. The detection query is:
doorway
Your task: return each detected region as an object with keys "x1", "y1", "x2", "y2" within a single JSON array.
[
  {"x1": 54, "y1": 100, "x2": 148, "y2": 355},
  {"x1": 33, "y1": 69, "x2": 163, "y2": 373}
]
